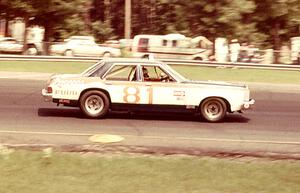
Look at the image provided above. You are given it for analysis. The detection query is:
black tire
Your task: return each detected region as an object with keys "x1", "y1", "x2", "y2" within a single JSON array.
[
  {"x1": 64, "y1": 50, "x2": 74, "y2": 57},
  {"x1": 26, "y1": 45, "x2": 38, "y2": 55},
  {"x1": 79, "y1": 90, "x2": 110, "y2": 118},
  {"x1": 194, "y1": 57, "x2": 203, "y2": 60},
  {"x1": 200, "y1": 98, "x2": 227, "y2": 122},
  {"x1": 103, "y1": 52, "x2": 111, "y2": 57}
]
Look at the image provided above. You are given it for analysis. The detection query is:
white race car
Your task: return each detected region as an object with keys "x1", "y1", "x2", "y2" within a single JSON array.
[{"x1": 42, "y1": 58, "x2": 254, "y2": 122}]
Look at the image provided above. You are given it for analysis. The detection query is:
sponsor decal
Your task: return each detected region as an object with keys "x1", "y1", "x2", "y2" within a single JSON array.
[
  {"x1": 173, "y1": 90, "x2": 185, "y2": 97},
  {"x1": 55, "y1": 90, "x2": 78, "y2": 96},
  {"x1": 173, "y1": 90, "x2": 185, "y2": 101}
]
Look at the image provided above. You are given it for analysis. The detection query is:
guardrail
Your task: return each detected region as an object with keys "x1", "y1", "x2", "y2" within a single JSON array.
[{"x1": 1, "y1": 54, "x2": 300, "y2": 71}]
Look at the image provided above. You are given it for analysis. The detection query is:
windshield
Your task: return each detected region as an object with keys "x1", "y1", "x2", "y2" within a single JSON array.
[
  {"x1": 160, "y1": 62, "x2": 187, "y2": 82},
  {"x1": 81, "y1": 60, "x2": 105, "y2": 76}
]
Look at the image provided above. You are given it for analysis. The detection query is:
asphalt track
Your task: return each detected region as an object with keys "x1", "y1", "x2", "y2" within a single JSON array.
[{"x1": 0, "y1": 76, "x2": 299, "y2": 157}]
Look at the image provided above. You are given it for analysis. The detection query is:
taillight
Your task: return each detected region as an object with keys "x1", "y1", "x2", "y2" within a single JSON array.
[{"x1": 47, "y1": 87, "x2": 53, "y2": 93}]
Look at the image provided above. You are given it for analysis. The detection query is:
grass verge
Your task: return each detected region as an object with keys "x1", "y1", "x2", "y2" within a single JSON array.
[
  {"x1": 0, "y1": 150, "x2": 299, "y2": 193},
  {"x1": 0, "y1": 61, "x2": 93, "y2": 74},
  {"x1": 1, "y1": 60, "x2": 300, "y2": 84}
]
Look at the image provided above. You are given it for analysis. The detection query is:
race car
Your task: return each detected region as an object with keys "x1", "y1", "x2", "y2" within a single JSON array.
[{"x1": 42, "y1": 58, "x2": 254, "y2": 122}]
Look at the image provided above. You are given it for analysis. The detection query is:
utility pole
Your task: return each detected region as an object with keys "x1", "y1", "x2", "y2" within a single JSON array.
[
  {"x1": 125, "y1": 0, "x2": 131, "y2": 39},
  {"x1": 104, "y1": 0, "x2": 111, "y2": 26}
]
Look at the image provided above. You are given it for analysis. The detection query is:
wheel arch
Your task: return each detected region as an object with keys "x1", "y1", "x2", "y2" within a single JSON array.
[
  {"x1": 79, "y1": 88, "x2": 111, "y2": 105},
  {"x1": 103, "y1": 51, "x2": 111, "y2": 56},
  {"x1": 27, "y1": 43, "x2": 37, "y2": 48},
  {"x1": 142, "y1": 54, "x2": 149, "y2": 59},
  {"x1": 193, "y1": 56, "x2": 203, "y2": 60},
  {"x1": 64, "y1": 49, "x2": 74, "y2": 56}
]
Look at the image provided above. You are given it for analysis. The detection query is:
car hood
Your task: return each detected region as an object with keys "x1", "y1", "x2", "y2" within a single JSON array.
[
  {"x1": 182, "y1": 80, "x2": 247, "y2": 88},
  {"x1": 50, "y1": 73, "x2": 81, "y2": 79}
]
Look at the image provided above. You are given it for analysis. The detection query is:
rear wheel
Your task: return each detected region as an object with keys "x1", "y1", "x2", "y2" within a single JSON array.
[
  {"x1": 200, "y1": 98, "x2": 227, "y2": 122},
  {"x1": 79, "y1": 90, "x2": 110, "y2": 118},
  {"x1": 194, "y1": 57, "x2": 203, "y2": 60}
]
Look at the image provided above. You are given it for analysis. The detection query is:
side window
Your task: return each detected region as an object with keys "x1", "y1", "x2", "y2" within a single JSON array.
[
  {"x1": 142, "y1": 66, "x2": 174, "y2": 82},
  {"x1": 162, "y1": 39, "x2": 167, "y2": 46},
  {"x1": 104, "y1": 65, "x2": 137, "y2": 81},
  {"x1": 137, "y1": 38, "x2": 149, "y2": 52},
  {"x1": 172, "y1": 40, "x2": 177, "y2": 47}
]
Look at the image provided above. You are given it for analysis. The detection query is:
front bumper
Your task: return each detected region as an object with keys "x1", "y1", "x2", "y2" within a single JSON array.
[
  {"x1": 42, "y1": 89, "x2": 53, "y2": 102},
  {"x1": 242, "y1": 99, "x2": 255, "y2": 110}
]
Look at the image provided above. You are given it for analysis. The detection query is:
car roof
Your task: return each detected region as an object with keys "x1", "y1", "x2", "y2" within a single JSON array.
[
  {"x1": 0, "y1": 37, "x2": 16, "y2": 41},
  {"x1": 102, "y1": 58, "x2": 162, "y2": 65}
]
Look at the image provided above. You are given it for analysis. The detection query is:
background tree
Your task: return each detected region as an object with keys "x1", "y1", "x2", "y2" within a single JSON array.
[
  {"x1": 0, "y1": 0, "x2": 36, "y2": 53},
  {"x1": 253, "y1": 0, "x2": 300, "y2": 62},
  {"x1": 27, "y1": 0, "x2": 86, "y2": 54},
  {"x1": 2, "y1": 0, "x2": 300, "y2": 57}
]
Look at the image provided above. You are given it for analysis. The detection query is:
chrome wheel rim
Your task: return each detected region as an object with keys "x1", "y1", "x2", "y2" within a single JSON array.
[
  {"x1": 85, "y1": 95, "x2": 104, "y2": 115},
  {"x1": 203, "y1": 101, "x2": 223, "y2": 119}
]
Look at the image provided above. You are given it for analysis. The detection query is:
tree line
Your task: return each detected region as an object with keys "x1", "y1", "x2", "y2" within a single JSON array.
[{"x1": 1, "y1": 0, "x2": 300, "y2": 52}]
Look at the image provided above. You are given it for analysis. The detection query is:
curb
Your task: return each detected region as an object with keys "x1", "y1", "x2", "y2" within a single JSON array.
[{"x1": 2, "y1": 143, "x2": 300, "y2": 160}]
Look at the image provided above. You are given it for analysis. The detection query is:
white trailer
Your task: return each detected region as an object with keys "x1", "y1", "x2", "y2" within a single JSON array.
[{"x1": 131, "y1": 34, "x2": 213, "y2": 60}]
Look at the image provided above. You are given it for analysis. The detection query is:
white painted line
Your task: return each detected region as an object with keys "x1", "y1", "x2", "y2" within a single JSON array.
[{"x1": 0, "y1": 130, "x2": 299, "y2": 145}]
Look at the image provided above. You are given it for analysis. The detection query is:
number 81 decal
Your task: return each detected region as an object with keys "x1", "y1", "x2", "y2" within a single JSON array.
[
  {"x1": 123, "y1": 86, "x2": 153, "y2": 104},
  {"x1": 123, "y1": 87, "x2": 140, "y2": 103}
]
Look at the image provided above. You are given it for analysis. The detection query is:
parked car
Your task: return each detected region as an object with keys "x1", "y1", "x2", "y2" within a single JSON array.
[
  {"x1": 0, "y1": 37, "x2": 40, "y2": 55},
  {"x1": 0, "y1": 37, "x2": 23, "y2": 54},
  {"x1": 50, "y1": 36, "x2": 121, "y2": 57},
  {"x1": 101, "y1": 40, "x2": 120, "y2": 49},
  {"x1": 42, "y1": 58, "x2": 254, "y2": 122}
]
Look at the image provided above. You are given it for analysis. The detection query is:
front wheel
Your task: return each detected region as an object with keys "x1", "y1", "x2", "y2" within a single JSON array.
[
  {"x1": 26, "y1": 46, "x2": 38, "y2": 55},
  {"x1": 200, "y1": 98, "x2": 227, "y2": 122},
  {"x1": 79, "y1": 91, "x2": 110, "y2": 118}
]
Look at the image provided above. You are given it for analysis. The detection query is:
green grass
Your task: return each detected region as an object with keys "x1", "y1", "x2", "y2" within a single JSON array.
[
  {"x1": 0, "y1": 61, "x2": 93, "y2": 74},
  {"x1": 1, "y1": 61, "x2": 300, "y2": 84},
  {"x1": 172, "y1": 65, "x2": 300, "y2": 84},
  {"x1": 0, "y1": 150, "x2": 299, "y2": 193}
]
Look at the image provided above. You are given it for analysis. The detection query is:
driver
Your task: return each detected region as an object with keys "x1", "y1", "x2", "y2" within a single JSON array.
[{"x1": 142, "y1": 67, "x2": 150, "y2": 81}]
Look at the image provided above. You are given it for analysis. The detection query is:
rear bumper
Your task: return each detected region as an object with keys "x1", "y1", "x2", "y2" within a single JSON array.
[
  {"x1": 42, "y1": 89, "x2": 52, "y2": 102},
  {"x1": 242, "y1": 99, "x2": 255, "y2": 110}
]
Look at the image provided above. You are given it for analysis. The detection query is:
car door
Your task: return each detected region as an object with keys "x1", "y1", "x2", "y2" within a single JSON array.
[
  {"x1": 102, "y1": 63, "x2": 152, "y2": 105},
  {"x1": 140, "y1": 65, "x2": 188, "y2": 106},
  {"x1": 75, "y1": 40, "x2": 99, "y2": 57}
]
